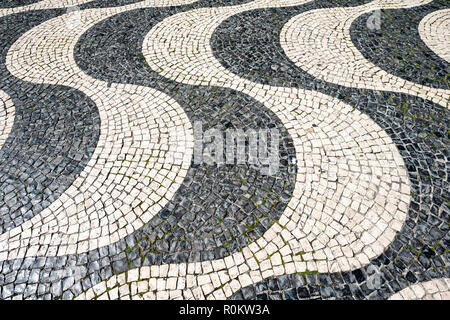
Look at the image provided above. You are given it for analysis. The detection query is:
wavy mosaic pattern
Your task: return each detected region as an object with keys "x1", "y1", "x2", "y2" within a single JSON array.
[
  {"x1": 0, "y1": 0, "x2": 448, "y2": 300},
  {"x1": 280, "y1": 0, "x2": 449, "y2": 108}
]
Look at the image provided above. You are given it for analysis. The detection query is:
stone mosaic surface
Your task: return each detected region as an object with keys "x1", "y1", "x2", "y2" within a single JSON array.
[
  {"x1": 0, "y1": 0, "x2": 448, "y2": 300},
  {"x1": 351, "y1": 1, "x2": 449, "y2": 89}
]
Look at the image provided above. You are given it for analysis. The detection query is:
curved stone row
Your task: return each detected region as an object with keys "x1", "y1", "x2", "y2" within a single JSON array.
[
  {"x1": 280, "y1": 0, "x2": 449, "y2": 108},
  {"x1": 389, "y1": 278, "x2": 450, "y2": 300},
  {"x1": 351, "y1": 0, "x2": 449, "y2": 89},
  {"x1": 418, "y1": 8, "x2": 450, "y2": 63}
]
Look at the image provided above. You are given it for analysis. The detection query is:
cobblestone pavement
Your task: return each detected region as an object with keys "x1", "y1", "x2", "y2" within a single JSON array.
[{"x1": 0, "y1": 0, "x2": 448, "y2": 300}]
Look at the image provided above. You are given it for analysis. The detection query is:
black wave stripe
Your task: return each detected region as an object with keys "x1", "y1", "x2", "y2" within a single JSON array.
[
  {"x1": 231, "y1": 267, "x2": 450, "y2": 300},
  {"x1": 0, "y1": 0, "x2": 41, "y2": 8},
  {"x1": 81, "y1": 0, "x2": 146, "y2": 8},
  {"x1": 211, "y1": 0, "x2": 371, "y2": 88},
  {"x1": 0, "y1": 11, "x2": 100, "y2": 234},
  {"x1": 0, "y1": 0, "x2": 294, "y2": 300},
  {"x1": 350, "y1": 0, "x2": 450, "y2": 90},
  {"x1": 137, "y1": 89, "x2": 297, "y2": 266},
  {"x1": 209, "y1": 1, "x2": 449, "y2": 300}
]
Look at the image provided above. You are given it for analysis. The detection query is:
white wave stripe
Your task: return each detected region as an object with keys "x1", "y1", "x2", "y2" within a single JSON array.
[
  {"x1": 418, "y1": 8, "x2": 450, "y2": 63},
  {"x1": 143, "y1": 0, "x2": 316, "y2": 88},
  {"x1": 0, "y1": 89, "x2": 15, "y2": 150},
  {"x1": 73, "y1": 0, "x2": 412, "y2": 300},
  {"x1": 1, "y1": 0, "x2": 200, "y2": 261},
  {"x1": 0, "y1": 0, "x2": 202, "y2": 18},
  {"x1": 389, "y1": 278, "x2": 450, "y2": 300},
  {"x1": 280, "y1": 0, "x2": 449, "y2": 108}
]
